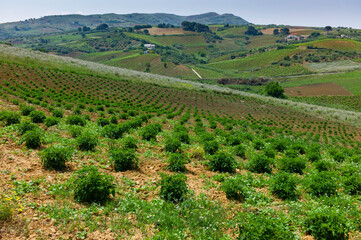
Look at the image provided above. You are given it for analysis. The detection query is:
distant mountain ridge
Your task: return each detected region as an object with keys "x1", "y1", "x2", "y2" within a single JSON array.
[{"x1": 0, "y1": 12, "x2": 249, "y2": 39}]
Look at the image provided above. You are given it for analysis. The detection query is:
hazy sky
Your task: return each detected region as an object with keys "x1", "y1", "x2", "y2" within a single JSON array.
[{"x1": 1, "y1": 0, "x2": 360, "y2": 28}]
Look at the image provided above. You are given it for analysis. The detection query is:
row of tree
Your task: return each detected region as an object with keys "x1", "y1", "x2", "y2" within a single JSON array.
[{"x1": 181, "y1": 21, "x2": 210, "y2": 32}]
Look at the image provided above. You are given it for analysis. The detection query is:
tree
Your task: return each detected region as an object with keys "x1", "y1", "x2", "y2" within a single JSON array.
[
  {"x1": 325, "y1": 26, "x2": 333, "y2": 34},
  {"x1": 96, "y1": 23, "x2": 109, "y2": 31},
  {"x1": 280, "y1": 28, "x2": 290, "y2": 35},
  {"x1": 181, "y1": 21, "x2": 210, "y2": 32},
  {"x1": 245, "y1": 26, "x2": 263, "y2": 36},
  {"x1": 273, "y1": 29, "x2": 279, "y2": 35},
  {"x1": 265, "y1": 81, "x2": 284, "y2": 98},
  {"x1": 311, "y1": 32, "x2": 321, "y2": 37}
]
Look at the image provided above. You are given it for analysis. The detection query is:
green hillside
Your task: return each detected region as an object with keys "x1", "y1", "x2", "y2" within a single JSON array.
[
  {"x1": 0, "y1": 12, "x2": 248, "y2": 39},
  {"x1": 2, "y1": 44, "x2": 361, "y2": 239}
]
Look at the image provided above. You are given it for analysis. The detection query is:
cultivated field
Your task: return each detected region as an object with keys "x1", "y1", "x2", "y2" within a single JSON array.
[
  {"x1": 2, "y1": 43, "x2": 361, "y2": 239},
  {"x1": 284, "y1": 82, "x2": 353, "y2": 97}
]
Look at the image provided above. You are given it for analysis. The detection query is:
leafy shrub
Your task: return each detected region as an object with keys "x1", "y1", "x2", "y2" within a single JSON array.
[
  {"x1": 73, "y1": 107, "x2": 82, "y2": 115},
  {"x1": 304, "y1": 206, "x2": 350, "y2": 240},
  {"x1": 96, "y1": 117, "x2": 110, "y2": 127},
  {"x1": 307, "y1": 151, "x2": 321, "y2": 162},
  {"x1": 159, "y1": 173, "x2": 188, "y2": 203},
  {"x1": 238, "y1": 211, "x2": 296, "y2": 240},
  {"x1": 41, "y1": 145, "x2": 73, "y2": 170},
  {"x1": 122, "y1": 136, "x2": 138, "y2": 150},
  {"x1": 227, "y1": 135, "x2": 242, "y2": 146},
  {"x1": 209, "y1": 151, "x2": 237, "y2": 173},
  {"x1": 203, "y1": 140, "x2": 219, "y2": 155},
  {"x1": 22, "y1": 129, "x2": 43, "y2": 149},
  {"x1": 109, "y1": 115, "x2": 118, "y2": 124},
  {"x1": 248, "y1": 154, "x2": 273, "y2": 174},
  {"x1": 44, "y1": 116, "x2": 60, "y2": 127},
  {"x1": 18, "y1": 120, "x2": 39, "y2": 134},
  {"x1": 284, "y1": 149, "x2": 299, "y2": 158},
  {"x1": 265, "y1": 81, "x2": 284, "y2": 98},
  {"x1": 270, "y1": 172, "x2": 297, "y2": 200},
  {"x1": 167, "y1": 153, "x2": 187, "y2": 172},
  {"x1": 222, "y1": 175, "x2": 248, "y2": 201},
  {"x1": 174, "y1": 131, "x2": 190, "y2": 144},
  {"x1": 234, "y1": 145, "x2": 246, "y2": 158},
  {"x1": 173, "y1": 124, "x2": 188, "y2": 133},
  {"x1": 69, "y1": 125, "x2": 83, "y2": 138},
  {"x1": 278, "y1": 157, "x2": 306, "y2": 174},
  {"x1": 52, "y1": 109, "x2": 64, "y2": 118},
  {"x1": 271, "y1": 139, "x2": 288, "y2": 152},
  {"x1": 190, "y1": 146, "x2": 204, "y2": 160},
  {"x1": 20, "y1": 105, "x2": 35, "y2": 116},
  {"x1": 344, "y1": 174, "x2": 361, "y2": 195},
  {"x1": 0, "y1": 111, "x2": 21, "y2": 125},
  {"x1": 313, "y1": 159, "x2": 332, "y2": 172},
  {"x1": 307, "y1": 171, "x2": 337, "y2": 197},
  {"x1": 76, "y1": 131, "x2": 99, "y2": 151},
  {"x1": 110, "y1": 148, "x2": 138, "y2": 172},
  {"x1": 290, "y1": 144, "x2": 306, "y2": 155},
  {"x1": 263, "y1": 147, "x2": 276, "y2": 158},
  {"x1": 252, "y1": 139, "x2": 265, "y2": 150},
  {"x1": 66, "y1": 115, "x2": 86, "y2": 126},
  {"x1": 102, "y1": 124, "x2": 125, "y2": 139},
  {"x1": 164, "y1": 137, "x2": 182, "y2": 153},
  {"x1": 71, "y1": 166, "x2": 115, "y2": 204},
  {"x1": 29, "y1": 110, "x2": 46, "y2": 123},
  {"x1": 141, "y1": 123, "x2": 162, "y2": 141}
]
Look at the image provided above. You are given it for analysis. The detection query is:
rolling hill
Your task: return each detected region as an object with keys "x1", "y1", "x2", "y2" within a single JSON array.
[{"x1": 0, "y1": 12, "x2": 249, "y2": 39}]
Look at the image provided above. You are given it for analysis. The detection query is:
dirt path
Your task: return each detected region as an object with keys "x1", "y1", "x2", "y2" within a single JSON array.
[{"x1": 192, "y1": 68, "x2": 202, "y2": 79}]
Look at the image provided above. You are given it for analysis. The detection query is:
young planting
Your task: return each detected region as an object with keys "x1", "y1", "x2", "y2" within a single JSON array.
[{"x1": 1, "y1": 44, "x2": 361, "y2": 239}]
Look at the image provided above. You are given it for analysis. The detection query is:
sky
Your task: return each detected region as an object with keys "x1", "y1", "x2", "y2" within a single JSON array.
[{"x1": 0, "y1": 0, "x2": 361, "y2": 28}]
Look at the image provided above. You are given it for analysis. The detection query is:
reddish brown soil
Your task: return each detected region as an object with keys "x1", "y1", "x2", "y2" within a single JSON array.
[
  {"x1": 145, "y1": 28, "x2": 194, "y2": 36},
  {"x1": 284, "y1": 83, "x2": 353, "y2": 97}
]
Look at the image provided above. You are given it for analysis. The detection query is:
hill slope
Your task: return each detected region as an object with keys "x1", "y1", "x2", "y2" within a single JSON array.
[
  {"x1": 0, "y1": 12, "x2": 248, "y2": 39},
  {"x1": 1, "y1": 45, "x2": 361, "y2": 239}
]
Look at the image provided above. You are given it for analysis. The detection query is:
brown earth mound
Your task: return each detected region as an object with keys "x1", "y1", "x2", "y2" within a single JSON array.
[{"x1": 284, "y1": 82, "x2": 353, "y2": 97}]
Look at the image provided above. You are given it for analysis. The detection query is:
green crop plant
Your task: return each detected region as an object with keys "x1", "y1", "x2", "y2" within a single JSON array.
[
  {"x1": 159, "y1": 173, "x2": 188, "y2": 203},
  {"x1": 166, "y1": 153, "x2": 188, "y2": 172},
  {"x1": 247, "y1": 154, "x2": 273, "y2": 174},
  {"x1": 76, "y1": 131, "x2": 99, "y2": 151},
  {"x1": 208, "y1": 151, "x2": 237, "y2": 173},
  {"x1": 71, "y1": 166, "x2": 115, "y2": 204},
  {"x1": 270, "y1": 172, "x2": 298, "y2": 200},
  {"x1": 41, "y1": 145, "x2": 73, "y2": 170},
  {"x1": 29, "y1": 110, "x2": 46, "y2": 123},
  {"x1": 110, "y1": 148, "x2": 138, "y2": 172}
]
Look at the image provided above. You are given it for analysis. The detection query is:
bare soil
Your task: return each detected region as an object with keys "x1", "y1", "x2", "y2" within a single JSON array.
[
  {"x1": 146, "y1": 28, "x2": 194, "y2": 36},
  {"x1": 284, "y1": 82, "x2": 353, "y2": 97}
]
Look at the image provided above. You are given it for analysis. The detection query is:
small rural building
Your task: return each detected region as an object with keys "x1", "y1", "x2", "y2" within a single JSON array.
[
  {"x1": 144, "y1": 44, "x2": 156, "y2": 49},
  {"x1": 285, "y1": 35, "x2": 300, "y2": 41},
  {"x1": 285, "y1": 34, "x2": 309, "y2": 42},
  {"x1": 341, "y1": 34, "x2": 351, "y2": 38}
]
